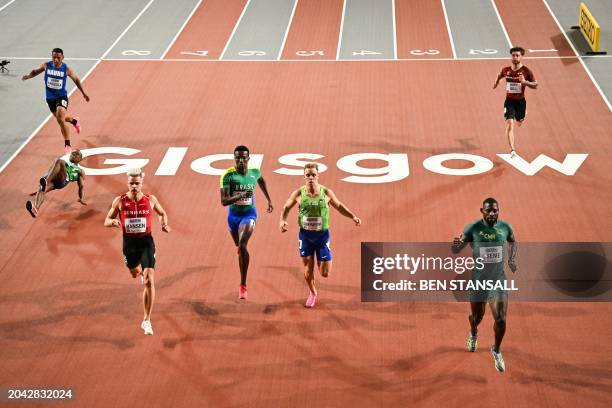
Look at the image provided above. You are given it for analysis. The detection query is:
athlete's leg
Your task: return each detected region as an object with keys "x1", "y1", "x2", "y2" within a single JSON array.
[
  {"x1": 142, "y1": 268, "x2": 155, "y2": 321},
  {"x1": 505, "y1": 118, "x2": 515, "y2": 151},
  {"x1": 55, "y1": 106, "x2": 70, "y2": 141},
  {"x1": 237, "y1": 221, "x2": 255, "y2": 286},
  {"x1": 469, "y1": 302, "x2": 486, "y2": 336},
  {"x1": 489, "y1": 299, "x2": 507, "y2": 353},
  {"x1": 35, "y1": 160, "x2": 65, "y2": 209},
  {"x1": 302, "y1": 255, "x2": 317, "y2": 295},
  {"x1": 129, "y1": 265, "x2": 143, "y2": 278},
  {"x1": 319, "y1": 260, "x2": 332, "y2": 278}
]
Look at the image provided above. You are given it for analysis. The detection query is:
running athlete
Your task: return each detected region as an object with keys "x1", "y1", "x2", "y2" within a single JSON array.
[
  {"x1": 220, "y1": 146, "x2": 273, "y2": 300},
  {"x1": 452, "y1": 197, "x2": 518, "y2": 372},
  {"x1": 279, "y1": 163, "x2": 361, "y2": 308},
  {"x1": 104, "y1": 168, "x2": 170, "y2": 335},
  {"x1": 493, "y1": 47, "x2": 538, "y2": 158},
  {"x1": 26, "y1": 149, "x2": 86, "y2": 218},
  {"x1": 22, "y1": 48, "x2": 90, "y2": 153}
]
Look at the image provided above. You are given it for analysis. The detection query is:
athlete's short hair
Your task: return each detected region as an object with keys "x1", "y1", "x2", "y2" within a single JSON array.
[
  {"x1": 127, "y1": 168, "x2": 144, "y2": 178},
  {"x1": 52, "y1": 48, "x2": 64, "y2": 55},
  {"x1": 304, "y1": 163, "x2": 319, "y2": 171},
  {"x1": 234, "y1": 145, "x2": 249, "y2": 155},
  {"x1": 510, "y1": 47, "x2": 525, "y2": 56},
  {"x1": 482, "y1": 197, "x2": 498, "y2": 207}
]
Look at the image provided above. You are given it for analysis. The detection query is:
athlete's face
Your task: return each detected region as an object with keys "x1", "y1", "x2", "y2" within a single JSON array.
[
  {"x1": 69, "y1": 150, "x2": 83, "y2": 164},
  {"x1": 51, "y1": 52, "x2": 64, "y2": 67},
  {"x1": 128, "y1": 176, "x2": 143, "y2": 194},
  {"x1": 511, "y1": 52, "x2": 522, "y2": 65},
  {"x1": 304, "y1": 168, "x2": 319, "y2": 187},
  {"x1": 234, "y1": 151, "x2": 249, "y2": 172},
  {"x1": 481, "y1": 202, "x2": 499, "y2": 225}
]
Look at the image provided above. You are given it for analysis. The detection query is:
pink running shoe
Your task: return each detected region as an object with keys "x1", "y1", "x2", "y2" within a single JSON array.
[
  {"x1": 239, "y1": 284, "x2": 248, "y2": 300},
  {"x1": 305, "y1": 293, "x2": 318, "y2": 308},
  {"x1": 72, "y1": 117, "x2": 81, "y2": 134},
  {"x1": 64, "y1": 144, "x2": 72, "y2": 154}
]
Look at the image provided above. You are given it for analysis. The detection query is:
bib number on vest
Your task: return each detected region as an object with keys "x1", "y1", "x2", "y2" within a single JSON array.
[
  {"x1": 479, "y1": 246, "x2": 503, "y2": 263},
  {"x1": 125, "y1": 217, "x2": 147, "y2": 234},
  {"x1": 506, "y1": 82, "x2": 521, "y2": 93},
  {"x1": 302, "y1": 216, "x2": 323, "y2": 231},
  {"x1": 47, "y1": 77, "x2": 63, "y2": 90}
]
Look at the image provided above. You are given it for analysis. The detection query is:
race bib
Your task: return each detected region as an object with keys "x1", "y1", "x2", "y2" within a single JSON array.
[
  {"x1": 125, "y1": 217, "x2": 147, "y2": 234},
  {"x1": 47, "y1": 77, "x2": 63, "y2": 90},
  {"x1": 235, "y1": 196, "x2": 252, "y2": 206},
  {"x1": 302, "y1": 216, "x2": 323, "y2": 231},
  {"x1": 479, "y1": 246, "x2": 503, "y2": 263},
  {"x1": 506, "y1": 81, "x2": 521, "y2": 94}
]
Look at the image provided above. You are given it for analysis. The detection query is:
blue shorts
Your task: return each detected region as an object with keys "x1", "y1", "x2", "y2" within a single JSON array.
[
  {"x1": 228, "y1": 207, "x2": 257, "y2": 234},
  {"x1": 42, "y1": 172, "x2": 69, "y2": 190},
  {"x1": 299, "y1": 229, "x2": 332, "y2": 262}
]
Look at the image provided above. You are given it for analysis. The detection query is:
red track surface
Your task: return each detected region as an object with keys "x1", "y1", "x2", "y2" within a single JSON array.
[
  {"x1": 395, "y1": 0, "x2": 453, "y2": 59},
  {"x1": 1, "y1": 58, "x2": 611, "y2": 406}
]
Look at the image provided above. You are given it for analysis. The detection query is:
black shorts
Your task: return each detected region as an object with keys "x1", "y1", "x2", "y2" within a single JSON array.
[
  {"x1": 122, "y1": 234, "x2": 156, "y2": 269},
  {"x1": 504, "y1": 98, "x2": 526, "y2": 121},
  {"x1": 46, "y1": 96, "x2": 69, "y2": 114}
]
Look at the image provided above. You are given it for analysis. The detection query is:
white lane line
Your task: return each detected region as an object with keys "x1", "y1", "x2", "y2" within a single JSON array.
[
  {"x1": 277, "y1": 0, "x2": 299, "y2": 60},
  {"x1": 491, "y1": 0, "x2": 512, "y2": 48},
  {"x1": 0, "y1": 0, "x2": 157, "y2": 174},
  {"x1": 336, "y1": 0, "x2": 347, "y2": 60},
  {"x1": 542, "y1": 0, "x2": 611, "y2": 112},
  {"x1": 0, "y1": 0, "x2": 17, "y2": 13},
  {"x1": 220, "y1": 0, "x2": 251, "y2": 60},
  {"x1": 391, "y1": 0, "x2": 397, "y2": 60},
  {"x1": 160, "y1": 0, "x2": 203, "y2": 60},
  {"x1": 440, "y1": 0, "x2": 456, "y2": 59}
]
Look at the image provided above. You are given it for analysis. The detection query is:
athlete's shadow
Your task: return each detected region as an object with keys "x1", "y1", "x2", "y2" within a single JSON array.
[{"x1": 0, "y1": 265, "x2": 208, "y2": 354}]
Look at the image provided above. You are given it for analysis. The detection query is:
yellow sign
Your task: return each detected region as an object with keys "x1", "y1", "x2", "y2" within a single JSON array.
[{"x1": 578, "y1": 3, "x2": 601, "y2": 52}]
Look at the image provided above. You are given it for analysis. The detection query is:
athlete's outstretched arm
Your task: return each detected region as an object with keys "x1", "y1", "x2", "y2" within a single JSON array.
[
  {"x1": 76, "y1": 170, "x2": 86, "y2": 205},
  {"x1": 279, "y1": 189, "x2": 300, "y2": 232},
  {"x1": 507, "y1": 233, "x2": 518, "y2": 272},
  {"x1": 326, "y1": 188, "x2": 361, "y2": 226},
  {"x1": 66, "y1": 67, "x2": 90, "y2": 101},
  {"x1": 22, "y1": 64, "x2": 45, "y2": 81},
  {"x1": 257, "y1": 176, "x2": 273, "y2": 213},
  {"x1": 150, "y1": 195, "x2": 170, "y2": 233},
  {"x1": 104, "y1": 196, "x2": 121, "y2": 227}
]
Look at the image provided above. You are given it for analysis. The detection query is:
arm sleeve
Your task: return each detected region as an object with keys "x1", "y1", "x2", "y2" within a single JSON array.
[
  {"x1": 462, "y1": 222, "x2": 475, "y2": 242},
  {"x1": 220, "y1": 172, "x2": 230, "y2": 189}
]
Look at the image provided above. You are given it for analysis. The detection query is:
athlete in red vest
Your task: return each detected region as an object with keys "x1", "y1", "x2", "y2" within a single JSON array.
[
  {"x1": 493, "y1": 47, "x2": 538, "y2": 158},
  {"x1": 104, "y1": 168, "x2": 170, "y2": 335}
]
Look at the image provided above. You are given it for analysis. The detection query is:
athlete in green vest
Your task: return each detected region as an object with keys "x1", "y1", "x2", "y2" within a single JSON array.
[
  {"x1": 26, "y1": 149, "x2": 86, "y2": 218},
  {"x1": 280, "y1": 163, "x2": 361, "y2": 308},
  {"x1": 220, "y1": 145, "x2": 273, "y2": 300},
  {"x1": 452, "y1": 197, "x2": 518, "y2": 372}
]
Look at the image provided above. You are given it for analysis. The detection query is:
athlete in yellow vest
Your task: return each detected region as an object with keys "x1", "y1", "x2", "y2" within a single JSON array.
[{"x1": 280, "y1": 163, "x2": 361, "y2": 308}]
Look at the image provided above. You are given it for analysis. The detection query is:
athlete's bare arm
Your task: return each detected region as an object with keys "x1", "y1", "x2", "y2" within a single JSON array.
[
  {"x1": 21, "y1": 64, "x2": 45, "y2": 81},
  {"x1": 150, "y1": 195, "x2": 170, "y2": 233},
  {"x1": 257, "y1": 176, "x2": 273, "y2": 213},
  {"x1": 326, "y1": 188, "x2": 361, "y2": 226},
  {"x1": 507, "y1": 232, "x2": 518, "y2": 272},
  {"x1": 518, "y1": 73, "x2": 537, "y2": 89},
  {"x1": 493, "y1": 70, "x2": 504, "y2": 89},
  {"x1": 220, "y1": 187, "x2": 253, "y2": 206},
  {"x1": 76, "y1": 170, "x2": 86, "y2": 205},
  {"x1": 104, "y1": 196, "x2": 121, "y2": 228},
  {"x1": 279, "y1": 189, "x2": 301, "y2": 232},
  {"x1": 66, "y1": 66, "x2": 90, "y2": 101}
]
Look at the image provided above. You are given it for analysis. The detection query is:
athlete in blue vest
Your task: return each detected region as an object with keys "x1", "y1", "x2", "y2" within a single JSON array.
[{"x1": 22, "y1": 48, "x2": 90, "y2": 153}]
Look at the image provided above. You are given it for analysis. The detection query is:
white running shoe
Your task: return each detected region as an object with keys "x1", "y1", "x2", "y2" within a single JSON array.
[
  {"x1": 490, "y1": 346, "x2": 505, "y2": 372},
  {"x1": 466, "y1": 333, "x2": 477, "y2": 352},
  {"x1": 510, "y1": 150, "x2": 517, "y2": 158},
  {"x1": 141, "y1": 320, "x2": 153, "y2": 335}
]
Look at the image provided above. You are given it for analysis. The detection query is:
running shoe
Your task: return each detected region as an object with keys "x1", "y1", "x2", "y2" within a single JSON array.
[
  {"x1": 305, "y1": 292, "x2": 318, "y2": 308},
  {"x1": 25, "y1": 201, "x2": 38, "y2": 218},
  {"x1": 239, "y1": 284, "x2": 248, "y2": 300},
  {"x1": 64, "y1": 144, "x2": 72, "y2": 154},
  {"x1": 141, "y1": 320, "x2": 154, "y2": 335},
  {"x1": 490, "y1": 346, "x2": 505, "y2": 372},
  {"x1": 466, "y1": 333, "x2": 478, "y2": 352},
  {"x1": 72, "y1": 117, "x2": 81, "y2": 134},
  {"x1": 510, "y1": 150, "x2": 516, "y2": 158}
]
